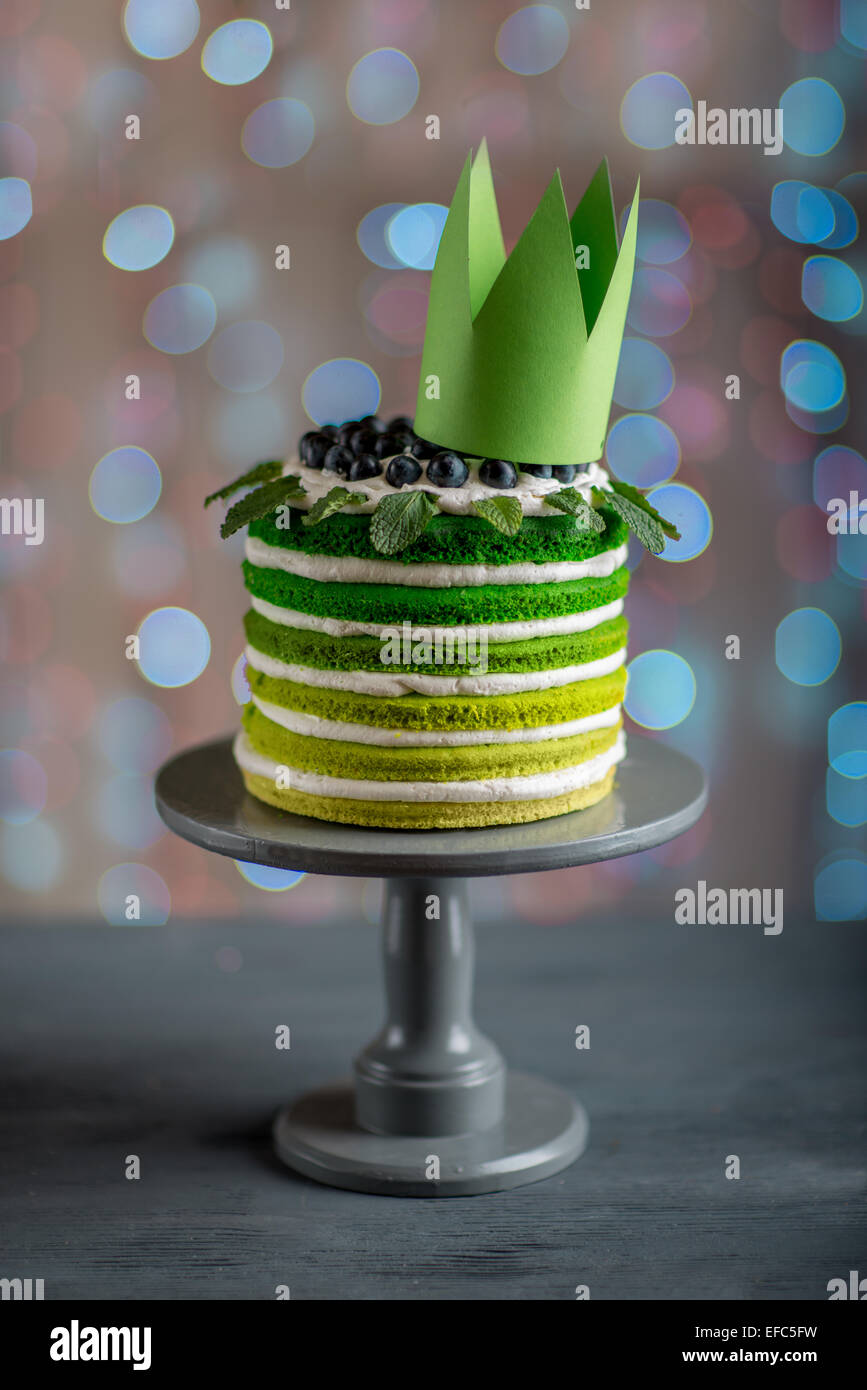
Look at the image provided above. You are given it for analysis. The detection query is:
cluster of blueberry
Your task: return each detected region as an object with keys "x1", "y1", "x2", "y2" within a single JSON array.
[{"x1": 298, "y1": 416, "x2": 589, "y2": 491}]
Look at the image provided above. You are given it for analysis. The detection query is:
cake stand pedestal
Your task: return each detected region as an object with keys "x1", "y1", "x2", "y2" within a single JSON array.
[{"x1": 155, "y1": 735, "x2": 706, "y2": 1197}]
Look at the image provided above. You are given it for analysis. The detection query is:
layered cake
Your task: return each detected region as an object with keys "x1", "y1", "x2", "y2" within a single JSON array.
[{"x1": 206, "y1": 146, "x2": 677, "y2": 829}]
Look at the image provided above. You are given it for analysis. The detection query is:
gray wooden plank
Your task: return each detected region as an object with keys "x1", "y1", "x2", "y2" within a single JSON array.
[{"x1": 0, "y1": 912, "x2": 864, "y2": 1300}]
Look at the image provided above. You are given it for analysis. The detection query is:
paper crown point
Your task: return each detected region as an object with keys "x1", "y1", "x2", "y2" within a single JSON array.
[{"x1": 414, "y1": 142, "x2": 640, "y2": 467}]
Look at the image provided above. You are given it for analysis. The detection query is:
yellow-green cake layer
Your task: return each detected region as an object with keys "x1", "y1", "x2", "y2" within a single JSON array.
[
  {"x1": 242, "y1": 701, "x2": 621, "y2": 782},
  {"x1": 239, "y1": 765, "x2": 617, "y2": 828},
  {"x1": 246, "y1": 665, "x2": 626, "y2": 732}
]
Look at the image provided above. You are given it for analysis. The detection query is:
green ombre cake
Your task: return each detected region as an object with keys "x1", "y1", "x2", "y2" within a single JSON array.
[{"x1": 206, "y1": 146, "x2": 678, "y2": 828}]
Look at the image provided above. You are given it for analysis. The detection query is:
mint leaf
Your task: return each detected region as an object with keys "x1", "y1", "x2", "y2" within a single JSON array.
[
  {"x1": 471, "y1": 496, "x2": 523, "y2": 537},
  {"x1": 204, "y1": 460, "x2": 283, "y2": 508},
  {"x1": 302, "y1": 486, "x2": 366, "y2": 528},
  {"x1": 608, "y1": 478, "x2": 681, "y2": 541},
  {"x1": 607, "y1": 493, "x2": 665, "y2": 553},
  {"x1": 544, "y1": 488, "x2": 605, "y2": 532},
  {"x1": 369, "y1": 490, "x2": 440, "y2": 555},
  {"x1": 220, "y1": 475, "x2": 306, "y2": 539}
]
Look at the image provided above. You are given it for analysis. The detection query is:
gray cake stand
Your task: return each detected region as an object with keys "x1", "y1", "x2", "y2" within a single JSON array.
[{"x1": 155, "y1": 734, "x2": 706, "y2": 1197}]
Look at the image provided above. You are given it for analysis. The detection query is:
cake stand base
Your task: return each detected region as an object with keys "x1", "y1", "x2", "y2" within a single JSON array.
[
  {"x1": 273, "y1": 1073, "x2": 587, "y2": 1197},
  {"x1": 156, "y1": 734, "x2": 707, "y2": 1198}
]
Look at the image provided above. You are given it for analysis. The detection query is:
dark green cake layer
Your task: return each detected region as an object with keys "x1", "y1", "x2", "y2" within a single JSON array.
[
  {"x1": 247, "y1": 665, "x2": 626, "y2": 732},
  {"x1": 242, "y1": 702, "x2": 620, "y2": 782},
  {"x1": 242, "y1": 560, "x2": 629, "y2": 625},
  {"x1": 248, "y1": 504, "x2": 627, "y2": 567},
  {"x1": 244, "y1": 608, "x2": 627, "y2": 676}
]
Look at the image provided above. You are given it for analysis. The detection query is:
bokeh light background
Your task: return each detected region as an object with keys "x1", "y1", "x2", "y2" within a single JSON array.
[{"x1": 0, "y1": 0, "x2": 865, "y2": 930}]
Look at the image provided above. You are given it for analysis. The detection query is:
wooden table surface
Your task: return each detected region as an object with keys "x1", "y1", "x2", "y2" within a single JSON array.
[{"x1": 0, "y1": 907, "x2": 864, "y2": 1301}]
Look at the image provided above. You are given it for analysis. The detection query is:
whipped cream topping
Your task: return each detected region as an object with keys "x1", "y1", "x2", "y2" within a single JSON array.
[
  {"x1": 234, "y1": 728, "x2": 626, "y2": 803},
  {"x1": 282, "y1": 455, "x2": 611, "y2": 517}
]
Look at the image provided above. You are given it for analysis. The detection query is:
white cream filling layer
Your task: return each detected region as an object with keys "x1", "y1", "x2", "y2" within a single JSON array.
[
  {"x1": 245, "y1": 536, "x2": 629, "y2": 589},
  {"x1": 251, "y1": 693, "x2": 622, "y2": 747},
  {"x1": 234, "y1": 728, "x2": 626, "y2": 803},
  {"x1": 249, "y1": 594, "x2": 624, "y2": 642},
  {"x1": 284, "y1": 456, "x2": 610, "y2": 517},
  {"x1": 245, "y1": 644, "x2": 627, "y2": 696}
]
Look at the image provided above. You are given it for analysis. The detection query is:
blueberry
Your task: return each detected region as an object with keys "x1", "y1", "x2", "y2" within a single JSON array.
[
  {"x1": 385, "y1": 455, "x2": 422, "y2": 488},
  {"x1": 426, "y1": 451, "x2": 469, "y2": 488},
  {"x1": 479, "y1": 458, "x2": 518, "y2": 489},
  {"x1": 521, "y1": 464, "x2": 553, "y2": 479},
  {"x1": 349, "y1": 427, "x2": 380, "y2": 458},
  {"x1": 410, "y1": 437, "x2": 439, "y2": 460},
  {"x1": 319, "y1": 424, "x2": 339, "y2": 440},
  {"x1": 551, "y1": 465, "x2": 576, "y2": 483},
  {"x1": 387, "y1": 414, "x2": 414, "y2": 433},
  {"x1": 300, "y1": 431, "x2": 332, "y2": 469},
  {"x1": 573, "y1": 463, "x2": 590, "y2": 475},
  {"x1": 360, "y1": 414, "x2": 386, "y2": 434},
  {"x1": 374, "y1": 433, "x2": 396, "y2": 459},
  {"x1": 337, "y1": 420, "x2": 360, "y2": 447},
  {"x1": 348, "y1": 453, "x2": 382, "y2": 482},
  {"x1": 375, "y1": 430, "x2": 413, "y2": 459},
  {"x1": 323, "y1": 444, "x2": 354, "y2": 476}
]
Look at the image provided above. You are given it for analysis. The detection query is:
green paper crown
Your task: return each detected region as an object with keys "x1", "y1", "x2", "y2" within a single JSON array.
[{"x1": 414, "y1": 142, "x2": 639, "y2": 468}]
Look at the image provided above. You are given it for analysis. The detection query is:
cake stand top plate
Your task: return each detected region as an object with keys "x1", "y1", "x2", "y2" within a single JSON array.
[{"x1": 155, "y1": 734, "x2": 707, "y2": 879}]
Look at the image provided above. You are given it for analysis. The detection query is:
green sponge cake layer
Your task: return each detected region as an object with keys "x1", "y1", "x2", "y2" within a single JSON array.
[
  {"x1": 242, "y1": 701, "x2": 621, "y2": 782},
  {"x1": 244, "y1": 608, "x2": 628, "y2": 676},
  {"x1": 243, "y1": 559, "x2": 629, "y2": 625},
  {"x1": 249, "y1": 505, "x2": 627, "y2": 567},
  {"x1": 246, "y1": 665, "x2": 626, "y2": 732}
]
